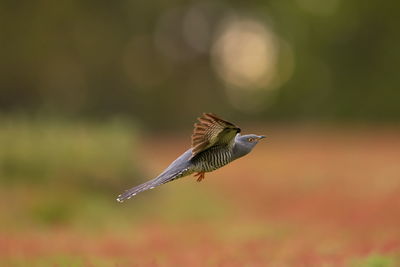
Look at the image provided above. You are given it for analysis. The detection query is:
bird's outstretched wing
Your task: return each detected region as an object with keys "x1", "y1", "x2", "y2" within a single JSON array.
[{"x1": 191, "y1": 113, "x2": 240, "y2": 158}]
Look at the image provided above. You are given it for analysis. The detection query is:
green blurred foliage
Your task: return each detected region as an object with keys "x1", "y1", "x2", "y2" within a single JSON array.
[
  {"x1": 0, "y1": 0, "x2": 399, "y2": 126},
  {"x1": 1, "y1": 256, "x2": 135, "y2": 267},
  {"x1": 0, "y1": 116, "x2": 143, "y2": 227},
  {"x1": 1, "y1": 255, "x2": 119, "y2": 267},
  {"x1": 0, "y1": 116, "x2": 139, "y2": 190},
  {"x1": 351, "y1": 254, "x2": 396, "y2": 267}
]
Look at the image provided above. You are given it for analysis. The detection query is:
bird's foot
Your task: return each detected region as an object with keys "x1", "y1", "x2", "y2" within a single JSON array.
[{"x1": 194, "y1": 172, "x2": 205, "y2": 182}]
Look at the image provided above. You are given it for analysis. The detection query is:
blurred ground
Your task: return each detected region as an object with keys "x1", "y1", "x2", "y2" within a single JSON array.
[{"x1": 1, "y1": 124, "x2": 400, "y2": 266}]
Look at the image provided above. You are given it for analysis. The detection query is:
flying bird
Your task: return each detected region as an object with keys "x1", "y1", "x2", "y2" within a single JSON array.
[{"x1": 117, "y1": 113, "x2": 265, "y2": 202}]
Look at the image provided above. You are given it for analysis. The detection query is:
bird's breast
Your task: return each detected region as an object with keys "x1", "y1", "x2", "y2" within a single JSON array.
[{"x1": 191, "y1": 146, "x2": 233, "y2": 172}]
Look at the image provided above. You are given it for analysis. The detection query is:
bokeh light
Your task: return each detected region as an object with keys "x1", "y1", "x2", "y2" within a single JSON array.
[
  {"x1": 154, "y1": 7, "x2": 198, "y2": 62},
  {"x1": 182, "y1": 3, "x2": 216, "y2": 54},
  {"x1": 212, "y1": 16, "x2": 279, "y2": 90},
  {"x1": 211, "y1": 16, "x2": 294, "y2": 112}
]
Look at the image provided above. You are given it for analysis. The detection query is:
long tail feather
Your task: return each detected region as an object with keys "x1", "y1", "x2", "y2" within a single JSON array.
[
  {"x1": 116, "y1": 168, "x2": 190, "y2": 202},
  {"x1": 117, "y1": 148, "x2": 194, "y2": 203}
]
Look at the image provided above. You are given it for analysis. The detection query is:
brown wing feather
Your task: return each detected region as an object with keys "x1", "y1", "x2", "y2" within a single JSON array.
[{"x1": 191, "y1": 113, "x2": 240, "y2": 157}]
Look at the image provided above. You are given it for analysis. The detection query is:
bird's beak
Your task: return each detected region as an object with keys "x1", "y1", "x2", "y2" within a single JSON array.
[{"x1": 258, "y1": 135, "x2": 266, "y2": 140}]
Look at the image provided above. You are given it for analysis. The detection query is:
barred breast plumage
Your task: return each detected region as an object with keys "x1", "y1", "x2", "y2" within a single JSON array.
[{"x1": 191, "y1": 145, "x2": 233, "y2": 172}]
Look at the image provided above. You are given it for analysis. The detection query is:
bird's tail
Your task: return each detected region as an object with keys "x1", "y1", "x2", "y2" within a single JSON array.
[{"x1": 116, "y1": 168, "x2": 190, "y2": 202}]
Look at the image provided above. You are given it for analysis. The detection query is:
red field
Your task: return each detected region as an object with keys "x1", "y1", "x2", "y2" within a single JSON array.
[{"x1": 1, "y1": 126, "x2": 400, "y2": 266}]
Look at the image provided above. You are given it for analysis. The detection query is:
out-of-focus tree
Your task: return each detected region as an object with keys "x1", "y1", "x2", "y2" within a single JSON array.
[{"x1": 1, "y1": 0, "x2": 399, "y2": 128}]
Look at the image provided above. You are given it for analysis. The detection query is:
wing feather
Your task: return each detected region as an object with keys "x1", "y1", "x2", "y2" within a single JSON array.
[{"x1": 191, "y1": 113, "x2": 240, "y2": 157}]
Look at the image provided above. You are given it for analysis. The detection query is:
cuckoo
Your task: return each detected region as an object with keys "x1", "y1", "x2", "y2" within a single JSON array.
[{"x1": 117, "y1": 113, "x2": 265, "y2": 202}]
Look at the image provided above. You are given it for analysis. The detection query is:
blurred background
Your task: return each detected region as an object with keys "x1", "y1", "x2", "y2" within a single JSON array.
[{"x1": 1, "y1": 0, "x2": 400, "y2": 266}]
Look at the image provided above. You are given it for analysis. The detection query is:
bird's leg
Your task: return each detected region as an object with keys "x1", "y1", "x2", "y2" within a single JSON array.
[{"x1": 194, "y1": 172, "x2": 205, "y2": 182}]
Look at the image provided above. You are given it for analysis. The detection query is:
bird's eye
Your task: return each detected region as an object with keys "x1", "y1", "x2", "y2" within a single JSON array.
[{"x1": 247, "y1": 138, "x2": 255, "y2": 142}]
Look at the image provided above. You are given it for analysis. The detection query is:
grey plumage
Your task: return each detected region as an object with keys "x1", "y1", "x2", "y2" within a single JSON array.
[
  {"x1": 117, "y1": 149, "x2": 194, "y2": 202},
  {"x1": 116, "y1": 113, "x2": 265, "y2": 202}
]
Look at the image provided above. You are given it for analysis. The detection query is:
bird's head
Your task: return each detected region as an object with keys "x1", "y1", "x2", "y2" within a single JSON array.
[
  {"x1": 233, "y1": 134, "x2": 266, "y2": 159},
  {"x1": 237, "y1": 134, "x2": 266, "y2": 147}
]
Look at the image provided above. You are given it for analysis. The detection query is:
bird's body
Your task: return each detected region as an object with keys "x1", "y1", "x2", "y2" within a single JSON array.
[
  {"x1": 192, "y1": 144, "x2": 233, "y2": 173},
  {"x1": 117, "y1": 113, "x2": 265, "y2": 202}
]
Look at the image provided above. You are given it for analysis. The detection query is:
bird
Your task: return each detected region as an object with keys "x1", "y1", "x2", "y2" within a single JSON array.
[{"x1": 116, "y1": 113, "x2": 265, "y2": 202}]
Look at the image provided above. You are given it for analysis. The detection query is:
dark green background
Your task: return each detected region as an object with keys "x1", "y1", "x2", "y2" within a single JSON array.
[{"x1": 1, "y1": 0, "x2": 399, "y2": 126}]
